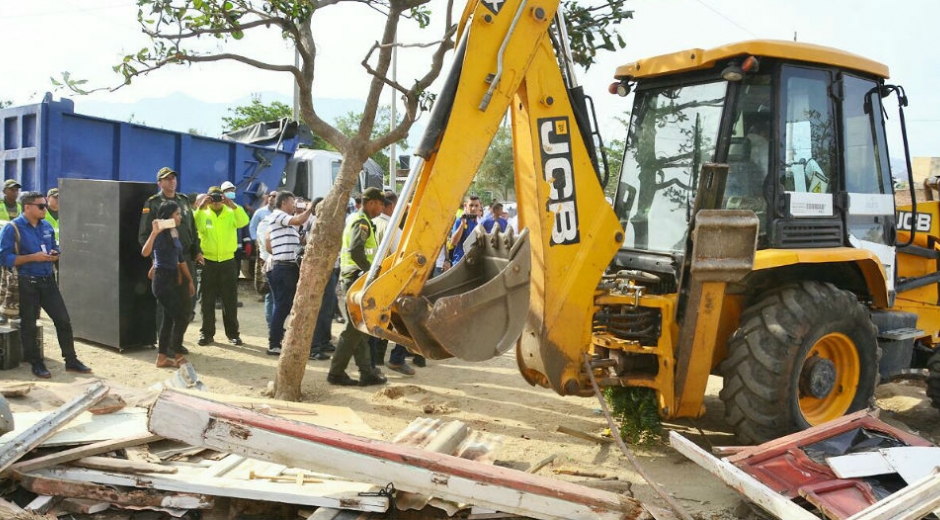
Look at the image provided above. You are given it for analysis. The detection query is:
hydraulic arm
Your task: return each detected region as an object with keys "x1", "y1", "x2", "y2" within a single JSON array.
[{"x1": 346, "y1": 0, "x2": 623, "y2": 395}]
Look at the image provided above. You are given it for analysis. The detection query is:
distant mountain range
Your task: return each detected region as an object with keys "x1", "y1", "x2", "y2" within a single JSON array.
[{"x1": 74, "y1": 91, "x2": 364, "y2": 138}]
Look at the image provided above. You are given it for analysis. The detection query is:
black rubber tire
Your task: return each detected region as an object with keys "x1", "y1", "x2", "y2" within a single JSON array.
[
  {"x1": 719, "y1": 281, "x2": 879, "y2": 444},
  {"x1": 928, "y1": 349, "x2": 940, "y2": 412}
]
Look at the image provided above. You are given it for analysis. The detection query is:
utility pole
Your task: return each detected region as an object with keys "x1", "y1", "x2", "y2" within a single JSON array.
[
  {"x1": 293, "y1": 46, "x2": 300, "y2": 121},
  {"x1": 389, "y1": 35, "x2": 398, "y2": 192}
]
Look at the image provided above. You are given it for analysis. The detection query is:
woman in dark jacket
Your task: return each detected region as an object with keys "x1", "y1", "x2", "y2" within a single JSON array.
[{"x1": 141, "y1": 201, "x2": 195, "y2": 367}]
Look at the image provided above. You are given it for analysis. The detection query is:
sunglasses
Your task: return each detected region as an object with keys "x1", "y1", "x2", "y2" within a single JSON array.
[{"x1": 26, "y1": 203, "x2": 48, "y2": 210}]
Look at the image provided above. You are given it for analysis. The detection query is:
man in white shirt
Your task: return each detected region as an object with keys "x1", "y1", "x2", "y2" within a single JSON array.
[{"x1": 265, "y1": 191, "x2": 313, "y2": 356}]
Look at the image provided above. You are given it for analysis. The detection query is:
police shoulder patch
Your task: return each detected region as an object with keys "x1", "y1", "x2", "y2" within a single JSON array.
[{"x1": 142, "y1": 207, "x2": 151, "y2": 214}]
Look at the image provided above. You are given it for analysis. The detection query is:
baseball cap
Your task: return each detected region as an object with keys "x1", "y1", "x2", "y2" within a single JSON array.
[
  {"x1": 47, "y1": 188, "x2": 60, "y2": 198},
  {"x1": 361, "y1": 187, "x2": 389, "y2": 204},
  {"x1": 220, "y1": 181, "x2": 236, "y2": 192},
  {"x1": 157, "y1": 167, "x2": 178, "y2": 180},
  {"x1": 3, "y1": 179, "x2": 22, "y2": 190}
]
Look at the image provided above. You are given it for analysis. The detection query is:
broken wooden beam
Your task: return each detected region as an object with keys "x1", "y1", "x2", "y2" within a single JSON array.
[
  {"x1": 10, "y1": 432, "x2": 161, "y2": 475},
  {"x1": 21, "y1": 465, "x2": 387, "y2": 511},
  {"x1": 148, "y1": 390, "x2": 645, "y2": 520},
  {"x1": 668, "y1": 431, "x2": 818, "y2": 520},
  {"x1": 19, "y1": 472, "x2": 213, "y2": 509},
  {"x1": 71, "y1": 455, "x2": 178, "y2": 474},
  {"x1": 0, "y1": 381, "x2": 108, "y2": 475}
]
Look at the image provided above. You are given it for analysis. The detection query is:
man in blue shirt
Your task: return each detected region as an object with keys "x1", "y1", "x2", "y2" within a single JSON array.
[
  {"x1": 448, "y1": 195, "x2": 483, "y2": 264},
  {"x1": 0, "y1": 191, "x2": 92, "y2": 378},
  {"x1": 482, "y1": 201, "x2": 508, "y2": 233}
]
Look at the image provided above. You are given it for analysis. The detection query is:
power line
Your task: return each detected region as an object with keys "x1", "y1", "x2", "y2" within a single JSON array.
[{"x1": 689, "y1": 0, "x2": 759, "y2": 38}]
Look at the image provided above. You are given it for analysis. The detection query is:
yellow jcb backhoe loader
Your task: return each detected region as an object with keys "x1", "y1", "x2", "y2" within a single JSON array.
[{"x1": 347, "y1": 0, "x2": 940, "y2": 443}]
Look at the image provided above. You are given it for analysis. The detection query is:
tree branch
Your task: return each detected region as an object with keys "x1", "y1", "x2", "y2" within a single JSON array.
[{"x1": 143, "y1": 17, "x2": 286, "y2": 41}]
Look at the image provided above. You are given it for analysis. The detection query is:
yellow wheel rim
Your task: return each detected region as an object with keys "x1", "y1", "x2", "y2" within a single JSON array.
[{"x1": 798, "y1": 332, "x2": 860, "y2": 425}]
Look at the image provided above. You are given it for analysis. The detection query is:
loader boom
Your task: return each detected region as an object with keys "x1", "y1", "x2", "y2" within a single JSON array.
[{"x1": 347, "y1": 0, "x2": 623, "y2": 395}]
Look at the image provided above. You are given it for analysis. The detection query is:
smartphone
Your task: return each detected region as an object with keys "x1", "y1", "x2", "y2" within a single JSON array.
[
  {"x1": 156, "y1": 218, "x2": 176, "y2": 230},
  {"x1": 296, "y1": 203, "x2": 307, "y2": 211}
]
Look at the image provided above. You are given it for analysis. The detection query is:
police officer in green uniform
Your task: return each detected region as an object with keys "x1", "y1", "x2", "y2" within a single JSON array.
[
  {"x1": 44, "y1": 188, "x2": 60, "y2": 241},
  {"x1": 139, "y1": 167, "x2": 203, "y2": 326},
  {"x1": 327, "y1": 187, "x2": 388, "y2": 387},
  {"x1": 0, "y1": 179, "x2": 22, "y2": 221}
]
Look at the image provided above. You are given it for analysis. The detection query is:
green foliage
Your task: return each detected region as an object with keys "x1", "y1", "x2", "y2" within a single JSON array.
[
  {"x1": 334, "y1": 106, "x2": 408, "y2": 178},
  {"x1": 0, "y1": 100, "x2": 12, "y2": 109},
  {"x1": 604, "y1": 386, "x2": 662, "y2": 445},
  {"x1": 472, "y1": 123, "x2": 514, "y2": 201},
  {"x1": 222, "y1": 95, "x2": 293, "y2": 132},
  {"x1": 562, "y1": 0, "x2": 633, "y2": 69},
  {"x1": 601, "y1": 113, "x2": 631, "y2": 200},
  {"x1": 602, "y1": 137, "x2": 624, "y2": 200}
]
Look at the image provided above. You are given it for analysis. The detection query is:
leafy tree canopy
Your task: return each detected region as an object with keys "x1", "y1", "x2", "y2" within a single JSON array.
[
  {"x1": 472, "y1": 122, "x2": 514, "y2": 202},
  {"x1": 334, "y1": 106, "x2": 408, "y2": 177},
  {"x1": 222, "y1": 94, "x2": 293, "y2": 132}
]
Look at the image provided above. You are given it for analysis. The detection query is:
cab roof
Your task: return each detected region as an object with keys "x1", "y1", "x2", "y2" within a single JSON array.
[{"x1": 615, "y1": 40, "x2": 889, "y2": 81}]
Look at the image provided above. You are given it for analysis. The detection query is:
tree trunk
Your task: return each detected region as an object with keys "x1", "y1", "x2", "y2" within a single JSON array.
[{"x1": 274, "y1": 155, "x2": 368, "y2": 400}]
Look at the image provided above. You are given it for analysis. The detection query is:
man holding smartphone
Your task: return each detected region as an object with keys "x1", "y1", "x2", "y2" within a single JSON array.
[
  {"x1": 0, "y1": 191, "x2": 92, "y2": 378},
  {"x1": 194, "y1": 186, "x2": 249, "y2": 346},
  {"x1": 448, "y1": 195, "x2": 483, "y2": 264}
]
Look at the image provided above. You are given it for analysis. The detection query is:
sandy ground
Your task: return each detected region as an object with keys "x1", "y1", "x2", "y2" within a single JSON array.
[{"x1": 3, "y1": 280, "x2": 939, "y2": 519}]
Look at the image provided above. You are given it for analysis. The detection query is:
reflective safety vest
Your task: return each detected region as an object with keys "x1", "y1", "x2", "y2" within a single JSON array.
[
  {"x1": 44, "y1": 212, "x2": 60, "y2": 241},
  {"x1": 340, "y1": 212, "x2": 377, "y2": 272}
]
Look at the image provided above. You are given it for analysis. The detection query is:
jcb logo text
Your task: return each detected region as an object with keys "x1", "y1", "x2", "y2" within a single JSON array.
[{"x1": 538, "y1": 117, "x2": 580, "y2": 245}]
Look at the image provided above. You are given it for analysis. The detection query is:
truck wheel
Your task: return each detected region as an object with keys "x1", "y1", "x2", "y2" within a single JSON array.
[
  {"x1": 928, "y1": 350, "x2": 940, "y2": 411},
  {"x1": 719, "y1": 281, "x2": 879, "y2": 444}
]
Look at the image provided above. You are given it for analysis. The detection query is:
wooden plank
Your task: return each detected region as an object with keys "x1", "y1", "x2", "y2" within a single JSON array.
[
  {"x1": 148, "y1": 390, "x2": 645, "y2": 520},
  {"x1": 24, "y1": 495, "x2": 56, "y2": 513},
  {"x1": 556, "y1": 426, "x2": 613, "y2": 445},
  {"x1": 879, "y1": 447, "x2": 940, "y2": 484},
  {"x1": 0, "y1": 406, "x2": 149, "y2": 448},
  {"x1": 0, "y1": 381, "x2": 108, "y2": 475},
  {"x1": 175, "y1": 388, "x2": 378, "y2": 438},
  {"x1": 827, "y1": 452, "x2": 895, "y2": 479},
  {"x1": 72, "y1": 455, "x2": 179, "y2": 474},
  {"x1": 669, "y1": 431, "x2": 818, "y2": 520},
  {"x1": 23, "y1": 466, "x2": 388, "y2": 511},
  {"x1": 19, "y1": 472, "x2": 214, "y2": 509},
  {"x1": 845, "y1": 470, "x2": 940, "y2": 520},
  {"x1": 10, "y1": 432, "x2": 161, "y2": 474}
]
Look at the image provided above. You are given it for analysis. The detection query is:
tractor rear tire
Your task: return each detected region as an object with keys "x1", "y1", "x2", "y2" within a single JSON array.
[
  {"x1": 720, "y1": 281, "x2": 879, "y2": 444},
  {"x1": 928, "y1": 349, "x2": 940, "y2": 411}
]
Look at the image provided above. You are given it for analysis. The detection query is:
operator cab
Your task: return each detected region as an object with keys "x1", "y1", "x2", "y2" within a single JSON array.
[{"x1": 611, "y1": 41, "x2": 901, "y2": 292}]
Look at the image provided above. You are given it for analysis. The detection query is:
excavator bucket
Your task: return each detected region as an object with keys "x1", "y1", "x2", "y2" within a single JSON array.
[{"x1": 395, "y1": 227, "x2": 531, "y2": 361}]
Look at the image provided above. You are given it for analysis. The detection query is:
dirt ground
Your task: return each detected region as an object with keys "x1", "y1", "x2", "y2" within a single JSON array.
[{"x1": 3, "y1": 280, "x2": 939, "y2": 519}]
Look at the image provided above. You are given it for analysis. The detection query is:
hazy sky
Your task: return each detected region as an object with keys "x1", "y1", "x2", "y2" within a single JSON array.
[{"x1": 3, "y1": 0, "x2": 939, "y2": 157}]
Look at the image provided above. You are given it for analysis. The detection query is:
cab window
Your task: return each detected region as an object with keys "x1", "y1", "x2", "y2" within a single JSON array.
[{"x1": 780, "y1": 67, "x2": 837, "y2": 194}]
